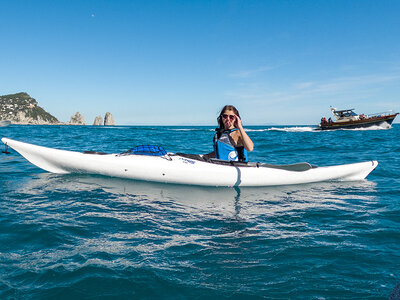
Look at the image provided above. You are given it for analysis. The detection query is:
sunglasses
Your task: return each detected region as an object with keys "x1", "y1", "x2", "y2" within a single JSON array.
[{"x1": 222, "y1": 114, "x2": 236, "y2": 120}]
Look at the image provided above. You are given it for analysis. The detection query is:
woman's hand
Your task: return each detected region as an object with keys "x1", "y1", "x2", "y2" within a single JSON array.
[
  {"x1": 234, "y1": 115, "x2": 254, "y2": 152},
  {"x1": 234, "y1": 115, "x2": 243, "y2": 129}
]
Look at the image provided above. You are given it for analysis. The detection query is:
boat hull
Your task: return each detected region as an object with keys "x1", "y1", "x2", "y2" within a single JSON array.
[
  {"x1": 1, "y1": 137, "x2": 378, "y2": 187},
  {"x1": 318, "y1": 113, "x2": 398, "y2": 130}
]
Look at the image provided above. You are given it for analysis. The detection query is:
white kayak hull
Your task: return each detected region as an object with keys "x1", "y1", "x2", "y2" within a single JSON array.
[{"x1": 1, "y1": 137, "x2": 378, "y2": 187}]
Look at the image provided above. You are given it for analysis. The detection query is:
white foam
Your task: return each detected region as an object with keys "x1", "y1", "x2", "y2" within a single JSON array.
[
  {"x1": 343, "y1": 122, "x2": 392, "y2": 131},
  {"x1": 266, "y1": 126, "x2": 317, "y2": 132},
  {"x1": 244, "y1": 128, "x2": 270, "y2": 132}
]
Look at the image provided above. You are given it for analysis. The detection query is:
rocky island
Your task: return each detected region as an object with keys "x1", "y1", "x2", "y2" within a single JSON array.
[
  {"x1": 69, "y1": 112, "x2": 86, "y2": 125},
  {"x1": 0, "y1": 92, "x2": 116, "y2": 126},
  {"x1": 93, "y1": 115, "x2": 103, "y2": 125},
  {"x1": 0, "y1": 92, "x2": 60, "y2": 124},
  {"x1": 93, "y1": 113, "x2": 115, "y2": 126},
  {"x1": 104, "y1": 112, "x2": 115, "y2": 126}
]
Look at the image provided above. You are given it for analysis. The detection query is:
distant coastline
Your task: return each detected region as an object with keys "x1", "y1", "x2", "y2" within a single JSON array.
[{"x1": 0, "y1": 92, "x2": 115, "y2": 126}]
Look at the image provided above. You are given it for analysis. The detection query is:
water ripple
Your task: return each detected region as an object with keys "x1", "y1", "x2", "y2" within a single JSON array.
[{"x1": 1, "y1": 125, "x2": 399, "y2": 298}]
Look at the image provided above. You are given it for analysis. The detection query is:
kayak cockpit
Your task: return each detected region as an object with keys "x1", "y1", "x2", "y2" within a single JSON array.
[{"x1": 175, "y1": 153, "x2": 315, "y2": 172}]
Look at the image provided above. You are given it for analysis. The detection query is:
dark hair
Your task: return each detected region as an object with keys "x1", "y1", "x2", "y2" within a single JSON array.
[{"x1": 216, "y1": 105, "x2": 241, "y2": 137}]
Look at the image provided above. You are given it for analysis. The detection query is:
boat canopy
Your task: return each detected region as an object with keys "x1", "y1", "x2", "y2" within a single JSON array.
[{"x1": 331, "y1": 108, "x2": 358, "y2": 120}]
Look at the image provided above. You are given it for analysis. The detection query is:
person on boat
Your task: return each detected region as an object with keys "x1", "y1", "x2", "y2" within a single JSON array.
[{"x1": 203, "y1": 105, "x2": 254, "y2": 162}]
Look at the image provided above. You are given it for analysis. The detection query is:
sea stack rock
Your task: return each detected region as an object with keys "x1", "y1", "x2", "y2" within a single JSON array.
[
  {"x1": 93, "y1": 115, "x2": 103, "y2": 125},
  {"x1": 69, "y1": 112, "x2": 85, "y2": 125},
  {"x1": 104, "y1": 112, "x2": 115, "y2": 126}
]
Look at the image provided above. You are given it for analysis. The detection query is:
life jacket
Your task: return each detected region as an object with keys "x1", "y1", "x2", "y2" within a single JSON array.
[{"x1": 213, "y1": 129, "x2": 248, "y2": 162}]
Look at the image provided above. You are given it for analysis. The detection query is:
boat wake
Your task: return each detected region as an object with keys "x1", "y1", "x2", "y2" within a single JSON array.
[
  {"x1": 265, "y1": 127, "x2": 317, "y2": 133},
  {"x1": 345, "y1": 122, "x2": 392, "y2": 131}
]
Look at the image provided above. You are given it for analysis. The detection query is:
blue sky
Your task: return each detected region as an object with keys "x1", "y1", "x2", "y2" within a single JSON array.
[{"x1": 1, "y1": 0, "x2": 399, "y2": 125}]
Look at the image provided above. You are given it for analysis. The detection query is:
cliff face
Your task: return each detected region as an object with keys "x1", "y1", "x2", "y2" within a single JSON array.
[
  {"x1": 0, "y1": 92, "x2": 59, "y2": 124},
  {"x1": 93, "y1": 115, "x2": 103, "y2": 125},
  {"x1": 69, "y1": 112, "x2": 85, "y2": 125},
  {"x1": 104, "y1": 112, "x2": 115, "y2": 126}
]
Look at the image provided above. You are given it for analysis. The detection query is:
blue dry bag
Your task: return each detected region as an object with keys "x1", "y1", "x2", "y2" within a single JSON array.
[{"x1": 124, "y1": 145, "x2": 167, "y2": 156}]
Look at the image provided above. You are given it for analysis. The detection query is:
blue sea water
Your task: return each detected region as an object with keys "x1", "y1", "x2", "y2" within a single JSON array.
[{"x1": 0, "y1": 124, "x2": 399, "y2": 299}]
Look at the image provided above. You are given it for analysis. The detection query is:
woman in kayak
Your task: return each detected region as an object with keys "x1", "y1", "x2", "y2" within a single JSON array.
[{"x1": 204, "y1": 105, "x2": 254, "y2": 162}]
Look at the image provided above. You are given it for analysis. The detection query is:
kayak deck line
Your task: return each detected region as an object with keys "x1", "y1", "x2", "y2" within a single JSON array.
[
  {"x1": 82, "y1": 150, "x2": 315, "y2": 172},
  {"x1": 83, "y1": 151, "x2": 109, "y2": 155},
  {"x1": 1, "y1": 137, "x2": 379, "y2": 187},
  {"x1": 174, "y1": 152, "x2": 315, "y2": 172}
]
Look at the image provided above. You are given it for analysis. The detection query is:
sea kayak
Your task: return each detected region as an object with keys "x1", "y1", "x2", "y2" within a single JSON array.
[{"x1": 1, "y1": 137, "x2": 378, "y2": 187}]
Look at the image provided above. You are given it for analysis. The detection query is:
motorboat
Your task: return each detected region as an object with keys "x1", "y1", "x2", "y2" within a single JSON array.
[{"x1": 317, "y1": 107, "x2": 398, "y2": 130}]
